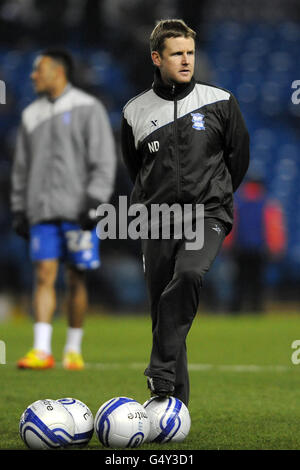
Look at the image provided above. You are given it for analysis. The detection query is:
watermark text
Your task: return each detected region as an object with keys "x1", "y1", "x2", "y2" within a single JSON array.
[
  {"x1": 0, "y1": 341, "x2": 6, "y2": 364},
  {"x1": 291, "y1": 340, "x2": 300, "y2": 364},
  {"x1": 291, "y1": 80, "x2": 300, "y2": 104},
  {"x1": 95, "y1": 196, "x2": 205, "y2": 250},
  {"x1": 0, "y1": 80, "x2": 6, "y2": 104}
]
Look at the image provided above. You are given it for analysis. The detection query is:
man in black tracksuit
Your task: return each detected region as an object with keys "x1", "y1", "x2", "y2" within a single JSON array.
[{"x1": 121, "y1": 19, "x2": 249, "y2": 407}]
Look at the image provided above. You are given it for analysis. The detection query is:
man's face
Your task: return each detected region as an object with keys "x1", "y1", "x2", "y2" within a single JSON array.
[
  {"x1": 30, "y1": 56, "x2": 59, "y2": 95},
  {"x1": 152, "y1": 36, "x2": 195, "y2": 85}
]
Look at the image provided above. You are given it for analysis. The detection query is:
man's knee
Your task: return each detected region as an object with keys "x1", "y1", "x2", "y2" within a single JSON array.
[
  {"x1": 174, "y1": 268, "x2": 203, "y2": 287},
  {"x1": 66, "y1": 267, "x2": 86, "y2": 291},
  {"x1": 159, "y1": 269, "x2": 203, "y2": 307},
  {"x1": 35, "y1": 261, "x2": 58, "y2": 286}
]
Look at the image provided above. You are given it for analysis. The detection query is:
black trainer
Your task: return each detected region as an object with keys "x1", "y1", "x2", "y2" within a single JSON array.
[{"x1": 147, "y1": 376, "x2": 175, "y2": 398}]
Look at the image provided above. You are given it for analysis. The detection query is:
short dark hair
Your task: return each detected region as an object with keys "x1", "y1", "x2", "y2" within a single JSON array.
[
  {"x1": 150, "y1": 19, "x2": 196, "y2": 55},
  {"x1": 41, "y1": 48, "x2": 74, "y2": 81}
]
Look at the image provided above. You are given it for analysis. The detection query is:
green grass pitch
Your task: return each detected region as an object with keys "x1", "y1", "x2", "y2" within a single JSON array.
[{"x1": 1, "y1": 311, "x2": 300, "y2": 450}]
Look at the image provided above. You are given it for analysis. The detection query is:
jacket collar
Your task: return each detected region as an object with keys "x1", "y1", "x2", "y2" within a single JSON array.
[
  {"x1": 47, "y1": 83, "x2": 72, "y2": 103},
  {"x1": 152, "y1": 68, "x2": 195, "y2": 101}
]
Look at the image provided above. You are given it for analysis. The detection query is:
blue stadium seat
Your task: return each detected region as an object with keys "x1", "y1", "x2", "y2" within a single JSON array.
[{"x1": 206, "y1": 20, "x2": 300, "y2": 275}]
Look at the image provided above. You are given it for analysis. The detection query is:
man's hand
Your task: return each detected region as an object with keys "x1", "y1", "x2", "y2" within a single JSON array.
[
  {"x1": 78, "y1": 198, "x2": 101, "y2": 231},
  {"x1": 12, "y1": 211, "x2": 29, "y2": 239},
  {"x1": 79, "y1": 208, "x2": 100, "y2": 231}
]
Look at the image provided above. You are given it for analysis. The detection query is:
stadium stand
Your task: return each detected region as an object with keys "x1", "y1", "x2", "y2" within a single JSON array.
[{"x1": 0, "y1": 0, "x2": 299, "y2": 310}]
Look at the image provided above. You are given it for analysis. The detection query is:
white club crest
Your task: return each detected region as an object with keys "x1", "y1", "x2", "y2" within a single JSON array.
[{"x1": 191, "y1": 112, "x2": 205, "y2": 130}]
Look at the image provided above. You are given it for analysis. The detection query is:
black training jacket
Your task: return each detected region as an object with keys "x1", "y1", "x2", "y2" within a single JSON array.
[{"x1": 121, "y1": 69, "x2": 250, "y2": 234}]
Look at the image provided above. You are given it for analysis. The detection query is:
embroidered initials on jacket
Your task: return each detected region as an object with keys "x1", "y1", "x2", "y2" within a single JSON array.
[{"x1": 148, "y1": 141, "x2": 160, "y2": 153}]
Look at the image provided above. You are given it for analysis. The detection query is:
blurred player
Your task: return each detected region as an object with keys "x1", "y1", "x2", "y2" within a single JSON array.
[
  {"x1": 11, "y1": 49, "x2": 116, "y2": 370},
  {"x1": 223, "y1": 176, "x2": 287, "y2": 312},
  {"x1": 121, "y1": 20, "x2": 249, "y2": 406}
]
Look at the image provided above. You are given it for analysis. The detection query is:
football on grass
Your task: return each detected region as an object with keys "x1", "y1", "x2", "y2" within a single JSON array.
[
  {"x1": 57, "y1": 397, "x2": 94, "y2": 447},
  {"x1": 143, "y1": 396, "x2": 191, "y2": 443},
  {"x1": 94, "y1": 396, "x2": 150, "y2": 448},
  {"x1": 19, "y1": 399, "x2": 75, "y2": 449}
]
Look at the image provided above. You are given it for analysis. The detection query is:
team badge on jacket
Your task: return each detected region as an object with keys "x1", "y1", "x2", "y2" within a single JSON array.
[
  {"x1": 191, "y1": 112, "x2": 205, "y2": 130},
  {"x1": 63, "y1": 111, "x2": 71, "y2": 124}
]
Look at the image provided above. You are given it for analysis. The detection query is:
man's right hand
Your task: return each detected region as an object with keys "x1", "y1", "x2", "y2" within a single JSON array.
[{"x1": 12, "y1": 212, "x2": 29, "y2": 239}]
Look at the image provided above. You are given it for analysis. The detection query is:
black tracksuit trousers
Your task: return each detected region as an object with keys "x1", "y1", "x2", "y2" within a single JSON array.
[{"x1": 142, "y1": 218, "x2": 226, "y2": 406}]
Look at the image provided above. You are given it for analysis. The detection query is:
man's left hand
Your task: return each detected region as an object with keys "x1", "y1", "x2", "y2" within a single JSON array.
[{"x1": 79, "y1": 207, "x2": 100, "y2": 231}]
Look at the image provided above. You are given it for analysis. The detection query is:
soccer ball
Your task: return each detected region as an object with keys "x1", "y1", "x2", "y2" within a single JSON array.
[
  {"x1": 94, "y1": 396, "x2": 150, "y2": 448},
  {"x1": 56, "y1": 398, "x2": 94, "y2": 447},
  {"x1": 19, "y1": 399, "x2": 75, "y2": 449},
  {"x1": 143, "y1": 396, "x2": 191, "y2": 443}
]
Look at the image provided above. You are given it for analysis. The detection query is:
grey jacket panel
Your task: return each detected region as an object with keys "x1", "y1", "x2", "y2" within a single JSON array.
[{"x1": 11, "y1": 85, "x2": 117, "y2": 225}]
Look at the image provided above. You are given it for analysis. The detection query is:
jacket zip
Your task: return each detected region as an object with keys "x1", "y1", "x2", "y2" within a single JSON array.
[
  {"x1": 172, "y1": 84, "x2": 180, "y2": 200},
  {"x1": 49, "y1": 102, "x2": 55, "y2": 214},
  {"x1": 43, "y1": 101, "x2": 55, "y2": 217}
]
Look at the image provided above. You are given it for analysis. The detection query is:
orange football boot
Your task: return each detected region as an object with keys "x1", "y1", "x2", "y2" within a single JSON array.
[
  {"x1": 17, "y1": 349, "x2": 55, "y2": 370},
  {"x1": 62, "y1": 351, "x2": 85, "y2": 370}
]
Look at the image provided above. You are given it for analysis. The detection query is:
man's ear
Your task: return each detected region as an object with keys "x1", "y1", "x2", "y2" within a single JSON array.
[{"x1": 151, "y1": 51, "x2": 161, "y2": 67}]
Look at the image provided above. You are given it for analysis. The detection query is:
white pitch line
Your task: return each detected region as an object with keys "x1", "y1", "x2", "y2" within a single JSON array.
[
  {"x1": 5, "y1": 361, "x2": 294, "y2": 372},
  {"x1": 81, "y1": 362, "x2": 293, "y2": 373},
  {"x1": 188, "y1": 364, "x2": 292, "y2": 372}
]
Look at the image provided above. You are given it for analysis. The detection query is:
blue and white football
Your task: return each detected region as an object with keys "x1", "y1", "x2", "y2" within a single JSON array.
[
  {"x1": 143, "y1": 396, "x2": 191, "y2": 443},
  {"x1": 19, "y1": 399, "x2": 75, "y2": 449},
  {"x1": 57, "y1": 397, "x2": 94, "y2": 447},
  {"x1": 94, "y1": 396, "x2": 150, "y2": 448}
]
